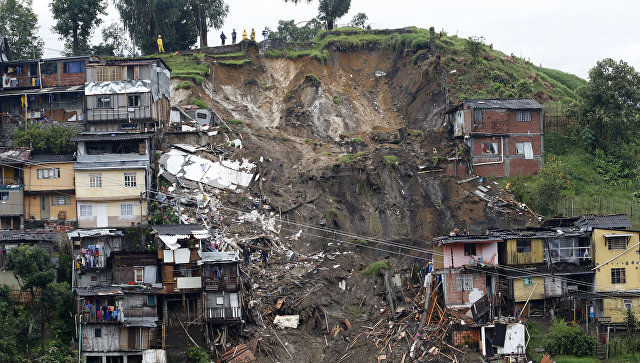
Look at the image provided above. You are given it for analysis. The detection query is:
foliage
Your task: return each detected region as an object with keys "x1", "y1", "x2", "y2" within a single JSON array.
[
  {"x1": 333, "y1": 95, "x2": 342, "y2": 105},
  {"x1": 626, "y1": 308, "x2": 638, "y2": 356},
  {"x1": 345, "y1": 305, "x2": 363, "y2": 318},
  {"x1": 186, "y1": 346, "x2": 211, "y2": 363},
  {"x1": 189, "y1": 97, "x2": 209, "y2": 109},
  {"x1": 229, "y1": 119, "x2": 243, "y2": 125},
  {"x1": 187, "y1": 0, "x2": 229, "y2": 47},
  {"x1": 211, "y1": 51, "x2": 246, "y2": 58},
  {"x1": 283, "y1": 0, "x2": 351, "y2": 30},
  {"x1": 337, "y1": 154, "x2": 354, "y2": 163},
  {"x1": 56, "y1": 252, "x2": 72, "y2": 284},
  {"x1": 149, "y1": 201, "x2": 179, "y2": 225},
  {"x1": 5, "y1": 245, "x2": 56, "y2": 293},
  {"x1": 0, "y1": 0, "x2": 44, "y2": 59},
  {"x1": 50, "y1": 0, "x2": 107, "y2": 55},
  {"x1": 349, "y1": 12, "x2": 370, "y2": 29},
  {"x1": 269, "y1": 18, "x2": 323, "y2": 42},
  {"x1": 515, "y1": 79, "x2": 534, "y2": 97},
  {"x1": 348, "y1": 238, "x2": 369, "y2": 246},
  {"x1": 361, "y1": 260, "x2": 389, "y2": 275},
  {"x1": 544, "y1": 319, "x2": 596, "y2": 357},
  {"x1": 217, "y1": 58, "x2": 252, "y2": 66},
  {"x1": 96, "y1": 23, "x2": 131, "y2": 56},
  {"x1": 12, "y1": 124, "x2": 77, "y2": 155},
  {"x1": 383, "y1": 155, "x2": 399, "y2": 166},
  {"x1": 465, "y1": 35, "x2": 485, "y2": 60},
  {"x1": 175, "y1": 81, "x2": 193, "y2": 90},
  {"x1": 532, "y1": 156, "x2": 573, "y2": 216}
]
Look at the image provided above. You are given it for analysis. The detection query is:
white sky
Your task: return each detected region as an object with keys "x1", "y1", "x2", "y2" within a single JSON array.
[{"x1": 32, "y1": 0, "x2": 640, "y2": 80}]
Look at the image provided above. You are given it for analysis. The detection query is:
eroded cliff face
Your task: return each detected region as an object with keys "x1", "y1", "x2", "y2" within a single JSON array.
[{"x1": 168, "y1": 44, "x2": 535, "y2": 252}]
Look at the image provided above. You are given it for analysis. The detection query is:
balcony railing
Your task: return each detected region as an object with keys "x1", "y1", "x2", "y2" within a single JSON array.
[
  {"x1": 204, "y1": 278, "x2": 239, "y2": 291},
  {"x1": 0, "y1": 177, "x2": 23, "y2": 185},
  {"x1": 205, "y1": 307, "x2": 241, "y2": 320}
]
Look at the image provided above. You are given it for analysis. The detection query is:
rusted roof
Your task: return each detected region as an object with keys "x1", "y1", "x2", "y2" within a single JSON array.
[{"x1": 0, "y1": 147, "x2": 31, "y2": 164}]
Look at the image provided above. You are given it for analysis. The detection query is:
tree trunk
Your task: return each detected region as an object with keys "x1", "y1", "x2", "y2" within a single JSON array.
[
  {"x1": 327, "y1": 19, "x2": 335, "y2": 30},
  {"x1": 72, "y1": 26, "x2": 79, "y2": 55},
  {"x1": 200, "y1": 16, "x2": 208, "y2": 47}
]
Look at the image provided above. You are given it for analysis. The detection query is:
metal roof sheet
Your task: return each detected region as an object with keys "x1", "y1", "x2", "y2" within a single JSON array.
[
  {"x1": 29, "y1": 154, "x2": 75, "y2": 163},
  {"x1": 151, "y1": 224, "x2": 207, "y2": 236},
  {"x1": 72, "y1": 132, "x2": 153, "y2": 142},
  {"x1": 0, "y1": 147, "x2": 31, "y2": 163},
  {"x1": 462, "y1": 98, "x2": 543, "y2": 110},
  {"x1": 575, "y1": 214, "x2": 632, "y2": 229}
]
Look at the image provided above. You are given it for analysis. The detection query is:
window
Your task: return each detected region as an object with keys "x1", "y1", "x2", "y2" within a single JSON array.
[
  {"x1": 94, "y1": 328, "x2": 101, "y2": 338},
  {"x1": 464, "y1": 243, "x2": 476, "y2": 256},
  {"x1": 516, "y1": 110, "x2": 532, "y2": 122},
  {"x1": 89, "y1": 174, "x2": 102, "y2": 188},
  {"x1": 515, "y1": 142, "x2": 532, "y2": 155},
  {"x1": 120, "y1": 123, "x2": 138, "y2": 130},
  {"x1": 482, "y1": 142, "x2": 499, "y2": 155},
  {"x1": 95, "y1": 66, "x2": 121, "y2": 82},
  {"x1": 97, "y1": 97, "x2": 112, "y2": 109},
  {"x1": 63, "y1": 61, "x2": 85, "y2": 73},
  {"x1": 124, "y1": 173, "x2": 137, "y2": 187},
  {"x1": 147, "y1": 295, "x2": 156, "y2": 307},
  {"x1": 128, "y1": 95, "x2": 140, "y2": 107},
  {"x1": 524, "y1": 277, "x2": 533, "y2": 286},
  {"x1": 624, "y1": 299, "x2": 633, "y2": 309},
  {"x1": 607, "y1": 236, "x2": 627, "y2": 250},
  {"x1": 516, "y1": 239, "x2": 531, "y2": 253},
  {"x1": 41, "y1": 62, "x2": 57, "y2": 75},
  {"x1": 474, "y1": 109, "x2": 483, "y2": 123},
  {"x1": 79, "y1": 204, "x2": 93, "y2": 217},
  {"x1": 611, "y1": 268, "x2": 626, "y2": 284},
  {"x1": 121, "y1": 203, "x2": 134, "y2": 216},
  {"x1": 127, "y1": 66, "x2": 135, "y2": 80},
  {"x1": 51, "y1": 195, "x2": 71, "y2": 206},
  {"x1": 456, "y1": 274, "x2": 473, "y2": 291},
  {"x1": 37, "y1": 168, "x2": 60, "y2": 179},
  {"x1": 29, "y1": 63, "x2": 37, "y2": 76},
  {"x1": 0, "y1": 192, "x2": 8, "y2": 201},
  {"x1": 134, "y1": 267, "x2": 144, "y2": 283}
]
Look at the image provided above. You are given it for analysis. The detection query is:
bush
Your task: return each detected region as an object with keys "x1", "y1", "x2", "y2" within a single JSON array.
[
  {"x1": 361, "y1": 260, "x2": 389, "y2": 275},
  {"x1": 229, "y1": 119, "x2": 243, "y2": 125},
  {"x1": 337, "y1": 154, "x2": 354, "y2": 163},
  {"x1": 544, "y1": 319, "x2": 596, "y2": 357},
  {"x1": 12, "y1": 124, "x2": 77, "y2": 155},
  {"x1": 383, "y1": 155, "x2": 399, "y2": 166},
  {"x1": 189, "y1": 97, "x2": 208, "y2": 109},
  {"x1": 333, "y1": 95, "x2": 342, "y2": 105},
  {"x1": 174, "y1": 81, "x2": 192, "y2": 90},
  {"x1": 186, "y1": 346, "x2": 210, "y2": 363}
]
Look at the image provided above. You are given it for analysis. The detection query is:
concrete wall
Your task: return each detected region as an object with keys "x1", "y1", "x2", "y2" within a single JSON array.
[
  {"x1": 603, "y1": 297, "x2": 640, "y2": 323},
  {"x1": 592, "y1": 229, "x2": 640, "y2": 292},
  {"x1": 443, "y1": 242, "x2": 498, "y2": 268},
  {"x1": 512, "y1": 276, "x2": 545, "y2": 302}
]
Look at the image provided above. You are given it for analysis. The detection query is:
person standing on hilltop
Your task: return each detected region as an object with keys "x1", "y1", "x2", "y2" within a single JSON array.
[
  {"x1": 232, "y1": 29, "x2": 237, "y2": 44},
  {"x1": 242, "y1": 29, "x2": 248, "y2": 41},
  {"x1": 262, "y1": 27, "x2": 269, "y2": 40},
  {"x1": 250, "y1": 28, "x2": 256, "y2": 41},
  {"x1": 220, "y1": 31, "x2": 227, "y2": 46},
  {"x1": 157, "y1": 35, "x2": 164, "y2": 53}
]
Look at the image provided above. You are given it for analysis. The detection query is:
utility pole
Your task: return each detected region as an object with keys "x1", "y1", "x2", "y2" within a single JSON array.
[{"x1": 176, "y1": 174, "x2": 183, "y2": 224}]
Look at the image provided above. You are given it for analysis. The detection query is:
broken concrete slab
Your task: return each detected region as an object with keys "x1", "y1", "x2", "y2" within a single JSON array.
[{"x1": 274, "y1": 315, "x2": 300, "y2": 329}]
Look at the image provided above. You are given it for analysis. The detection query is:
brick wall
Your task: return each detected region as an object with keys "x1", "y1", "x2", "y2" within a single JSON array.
[
  {"x1": 41, "y1": 60, "x2": 87, "y2": 88},
  {"x1": 59, "y1": 71, "x2": 86, "y2": 86},
  {"x1": 444, "y1": 270, "x2": 486, "y2": 306},
  {"x1": 470, "y1": 135, "x2": 542, "y2": 177},
  {"x1": 468, "y1": 108, "x2": 542, "y2": 134},
  {"x1": 453, "y1": 328, "x2": 481, "y2": 346},
  {"x1": 42, "y1": 74, "x2": 58, "y2": 88}
]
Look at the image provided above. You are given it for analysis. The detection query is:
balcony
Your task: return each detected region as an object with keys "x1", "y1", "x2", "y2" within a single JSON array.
[
  {"x1": 0, "y1": 177, "x2": 23, "y2": 185},
  {"x1": 205, "y1": 307, "x2": 241, "y2": 321},
  {"x1": 204, "y1": 277, "x2": 239, "y2": 291}
]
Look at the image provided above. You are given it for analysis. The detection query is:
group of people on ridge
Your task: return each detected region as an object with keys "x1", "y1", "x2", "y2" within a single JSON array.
[{"x1": 220, "y1": 27, "x2": 269, "y2": 46}]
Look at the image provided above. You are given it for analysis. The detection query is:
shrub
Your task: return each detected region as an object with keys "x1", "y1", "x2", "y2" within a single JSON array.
[
  {"x1": 189, "y1": 97, "x2": 208, "y2": 109},
  {"x1": 229, "y1": 119, "x2": 243, "y2": 125},
  {"x1": 186, "y1": 346, "x2": 210, "y2": 363},
  {"x1": 175, "y1": 81, "x2": 192, "y2": 90},
  {"x1": 348, "y1": 238, "x2": 369, "y2": 246},
  {"x1": 362, "y1": 260, "x2": 389, "y2": 275},
  {"x1": 544, "y1": 319, "x2": 596, "y2": 357},
  {"x1": 383, "y1": 155, "x2": 399, "y2": 166},
  {"x1": 333, "y1": 95, "x2": 342, "y2": 105},
  {"x1": 337, "y1": 154, "x2": 354, "y2": 163}
]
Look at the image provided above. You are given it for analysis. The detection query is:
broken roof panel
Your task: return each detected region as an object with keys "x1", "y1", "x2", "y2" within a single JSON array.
[
  {"x1": 575, "y1": 214, "x2": 632, "y2": 230},
  {"x1": 72, "y1": 132, "x2": 153, "y2": 142},
  {"x1": 0, "y1": 230, "x2": 60, "y2": 242},
  {"x1": 198, "y1": 251, "x2": 241, "y2": 264},
  {"x1": 151, "y1": 224, "x2": 206, "y2": 236},
  {"x1": 462, "y1": 98, "x2": 542, "y2": 110},
  {"x1": 0, "y1": 147, "x2": 31, "y2": 164},
  {"x1": 85, "y1": 80, "x2": 151, "y2": 96},
  {"x1": 67, "y1": 229, "x2": 123, "y2": 238}
]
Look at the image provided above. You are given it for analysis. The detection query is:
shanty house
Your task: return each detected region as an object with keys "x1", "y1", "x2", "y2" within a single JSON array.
[
  {"x1": 200, "y1": 251, "x2": 243, "y2": 322},
  {"x1": 84, "y1": 58, "x2": 171, "y2": 133},
  {"x1": 0, "y1": 147, "x2": 30, "y2": 228},
  {"x1": 446, "y1": 98, "x2": 543, "y2": 177},
  {"x1": 73, "y1": 133, "x2": 152, "y2": 228},
  {"x1": 69, "y1": 229, "x2": 123, "y2": 288},
  {"x1": 23, "y1": 154, "x2": 76, "y2": 222}
]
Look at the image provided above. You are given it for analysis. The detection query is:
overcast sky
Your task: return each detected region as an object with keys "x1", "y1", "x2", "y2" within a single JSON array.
[{"x1": 32, "y1": 0, "x2": 640, "y2": 80}]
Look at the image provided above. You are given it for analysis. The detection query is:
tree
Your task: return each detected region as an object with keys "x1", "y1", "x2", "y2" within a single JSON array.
[
  {"x1": 4, "y1": 245, "x2": 55, "y2": 297},
  {"x1": 188, "y1": 0, "x2": 229, "y2": 48},
  {"x1": 99, "y1": 23, "x2": 131, "y2": 56},
  {"x1": 0, "y1": 0, "x2": 44, "y2": 59},
  {"x1": 465, "y1": 35, "x2": 485, "y2": 61},
  {"x1": 115, "y1": 0, "x2": 199, "y2": 54},
  {"x1": 625, "y1": 308, "x2": 638, "y2": 357},
  {"x1": 532, "y1": 156, "x2": 573, "y2": 216},
  {"x1": 283, "y1": 0, "x2": 351, "y2": 30},
  {"x1": 270, "y1": 18, "x2": 323, "y2": 42},
  {"x1": 49, "y1": 0, "x2": 107, "y2": 56},
  {"x1": 12, "y1": 124, "x2": 77, "y2": 155},
  {"x1": 349, "y1": 12, "x2": 370, "y2": 29},
  {"x1": 570, "y1": 58, "x2": 640, "y2": 154}
]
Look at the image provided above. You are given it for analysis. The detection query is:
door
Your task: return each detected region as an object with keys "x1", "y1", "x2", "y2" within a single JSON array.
[
  {"x1": 96, "y1": 203, "x2": 108, "y2": 227},
  {"x1": 128, "y1": 327, "x2": 138, "y2": 350},
  {"x1": 40, "y1": 196, "x2": 50, "y2": 219}
]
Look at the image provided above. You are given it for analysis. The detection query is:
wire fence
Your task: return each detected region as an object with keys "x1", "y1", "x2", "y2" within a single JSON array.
[{"x1": 556, "y1": 196, "x2": 640, "y2": 228}]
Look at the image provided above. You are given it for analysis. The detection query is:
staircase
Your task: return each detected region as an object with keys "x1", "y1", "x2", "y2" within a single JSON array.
[{"x1": 596, "y1": 340, "x2": 606, "y2": 360}]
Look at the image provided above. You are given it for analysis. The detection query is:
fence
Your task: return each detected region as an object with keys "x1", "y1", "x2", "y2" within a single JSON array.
[{"x1": 556, "y1": 196, "x2": 640, "y2": 228}]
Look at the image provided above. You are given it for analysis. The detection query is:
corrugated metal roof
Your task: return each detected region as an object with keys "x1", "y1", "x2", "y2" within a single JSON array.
[
  {"x1": 72, "y1": 132, "x2": 153, "y2": 142},
  {"x1": 435, "y1": 235, "x2": 503, "y2": 244},
  {"x1": 29, "y1": 154, "x2": 75, "y2": 163},
  {"x1": 462, "y1": 98, "x2": 543, "y2": 110},
  {"x1": 0, "y1": 147, "x2": 31, "y2": 163},
  {"x1": 575, "y1": 214, "x2": 632, "y2": 230},
  {"x1": 0, "y1": 229, "x2": 60, "y2": 242},
  {"x1": 151, "y1": 224, "x2": 207, "y2": 235}
]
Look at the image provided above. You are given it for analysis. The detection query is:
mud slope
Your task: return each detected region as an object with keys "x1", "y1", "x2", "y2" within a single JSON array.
[{"x1": 170, "y1": 44, "x2": 536, "y2": 251}]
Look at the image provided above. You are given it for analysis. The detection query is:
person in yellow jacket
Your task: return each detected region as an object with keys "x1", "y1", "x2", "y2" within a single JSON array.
[
  {"x1": 242, "y1": 29, "x2": 247, "y2": 40},
  {"x1": 157, "y1": 35, "x2": 164, "y2": 53},
  {"x1": 250, "y1": 28, "x2": 256, "y2": 41}
]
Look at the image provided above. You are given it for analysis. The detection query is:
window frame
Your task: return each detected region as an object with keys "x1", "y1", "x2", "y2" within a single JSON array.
[
  {"x1": 0, "y1": 191, "x2": 9, "y2": 201},
  {"x1": 624, "y1": 299, "x2": 633, "y2": 309},
  {"x1": 41, "y1": 62, "x2": 57, "y2": 75},
  {"x1": 607, "y1": 236, "x2": 627, "y2": 250},
  {"x1": 516, "y1": 110, "x2": 532, "y2": 122},
  {"x1": 128, "y1": 95, "x2": 141, "y2": 107},
  {"x1": 79, "y1": 204, "x2": 93, "y2": 218},
  {"x1": 456, "y1": 274, "x2": 474, "y2": 292},
  {"x1": 474, "y1": 109, "x2": 483, "y2": 123},
  {"x1": 515, "y1": 141, "x2": 532, "y2": 155},
  {"x1": 134, "y1": 267, "x2": 144, "y2": 283},
  {"x1": 482, "y1": 142, "x2": 499, "y2": 156},
  {"x1": 63, "y1": 61, "x2": 85, "y2": 74},
  {"x1": 124, "y1": 172, "x2": 137, "y2": 188},
  {"x1": 463, "y1": 243, "x2": 477, "y2": 256},
  {"x1": 89, "y1": 174, "x2": 102, "y2": 188},
  {"x1": 120, "y1": 203, "x2": 134, "y2": 216},
  {"x1": 94, "y1": 328, "x2": 101, "y2": 338},
  {"x1": 516, "y1": 239, "x2": 532, "y2": 253},
  {"x1": 523, "y1": 277, "x2": 533, "y2": 286},
  {"x1": 51, "y1": 195, "x2": 71, "y2": 206},
  {"x1": 37, "y1": 168, "x2": 60, "y2": 179},
  {"x1": 147, "y1": 295, "x2": 156, "y2": 307},
  {"x1": 97, "y1": 96, "x2": 112, "y2": 109},
  {"x1": 611, "y1": 268, "x2": 626, "y2": 284}
]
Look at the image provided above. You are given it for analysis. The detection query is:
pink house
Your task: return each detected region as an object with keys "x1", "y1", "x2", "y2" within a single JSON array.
[{"x1": 442, "y1": 236, "x2": 500, "y2": 268}]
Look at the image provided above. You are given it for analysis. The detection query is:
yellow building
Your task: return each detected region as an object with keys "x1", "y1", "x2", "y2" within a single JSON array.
[
  {"x1": 591, "y1": 228, "x2": 640, "y2": 323},
  {"x1": 73, "y1": 133, "x2": 151, "y2": 228},
  {"x1": 24, "y1": 155, "x2": 76, "y2": 221},
  {"x1": 0, "y1": 147, "x2": 30, "y2": 228},
  {"x1": 501, "y1": 238, "x2": 544, "y2": 265}
]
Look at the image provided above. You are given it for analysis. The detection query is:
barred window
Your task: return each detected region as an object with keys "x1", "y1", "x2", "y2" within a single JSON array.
[
  {"x1": 456, "y1": 274, "x2": 473, "y2": 291},
  {"x1": 524, "y1": 277, "x2": 533, "y2": 286},
  {"x1": 51, "y1": 195, "x2": 71, "y2": 206},
  {"x1": 0, "y1": 192, "x2": 8, "y2": 201},
  {"x1": 121, "y1": 203, "x2": 134, "y2": 216},
  {"x1": 516, "y1": 110, "x2": 532, "y2": 122},
  {"x1": 79, "y1": 204, "x2": 92, "y2": 217},
  {"x1": 94, "y1": 66, "x2": 121, "y2": 82},
  {"x1": 124, "y1": 173, "x2": 137, "y2": 187},
  {"x1": 607, "y1": 236, "x2": 627, "y2": 250},
  {"x1": 89, "y1": 174, "x2": 102, "y2": 188},
  {"x1": 611, "y1": 268, "x2": 626, "y2": 284},
  {"x1": 134, "y1": 267, "x2": 144, "y2": 283},
  {"x1": 516, "y1": 239, "x2": 531, "y2": 253},
  {"x1": 37, "y1": 168, "x2": 59, "y2": 179}
]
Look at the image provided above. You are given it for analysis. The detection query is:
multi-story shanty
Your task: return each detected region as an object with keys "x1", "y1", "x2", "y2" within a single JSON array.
[
  {"x1": 23, "y1": 154, "x2": 76, "y2": 223},
  {"x1": 0, "y1": 147, "x2": 30, "y2": 228},
  {"x1": 69, "y1": 228, "x2": 166, "y2": 363},
  {"x1": 446, "y1": 98, "x2": 543, "y2": 177},
  {"x1": 84, "y1": 58, "x2": 171, "y2": 133}
]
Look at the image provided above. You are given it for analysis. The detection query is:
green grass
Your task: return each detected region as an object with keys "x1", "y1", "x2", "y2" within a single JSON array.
[
  {"x1": 361, "y1": 260, "x2": 389, "y2": 275},
  {"x1": 345, "y1": 305, "x2": 363, "y2": 318},
  {"x1": 189, "y1": 97, "x2": 208, "y2": 109},
  {"x1": 210, "y1": 51, "x2": 246, "y2": 58},
  {"x1": 217, "y1": 58, "x2": 252, "y2": 66},
  {"x1": 333, "y1": 95, "x2": 342, "y2": 105},
  {"x1": 174, "y1": 81, "x2": 192, "y2": 90},
  {"x1": 228, "y1": 119, "x2": 243, "y2": 125},
  {"x1": 348, "y1": 238, "x2": 370, "y2": 246},
  {"x1": 383, "y1": 155, "x2": 399, "y2": 166},
  {"x1": 552, "y1": 356, "x2": 601, "y2": 363},
  {"x1": 337, "y1": 154, "x2": 354, "y2": 163}
]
